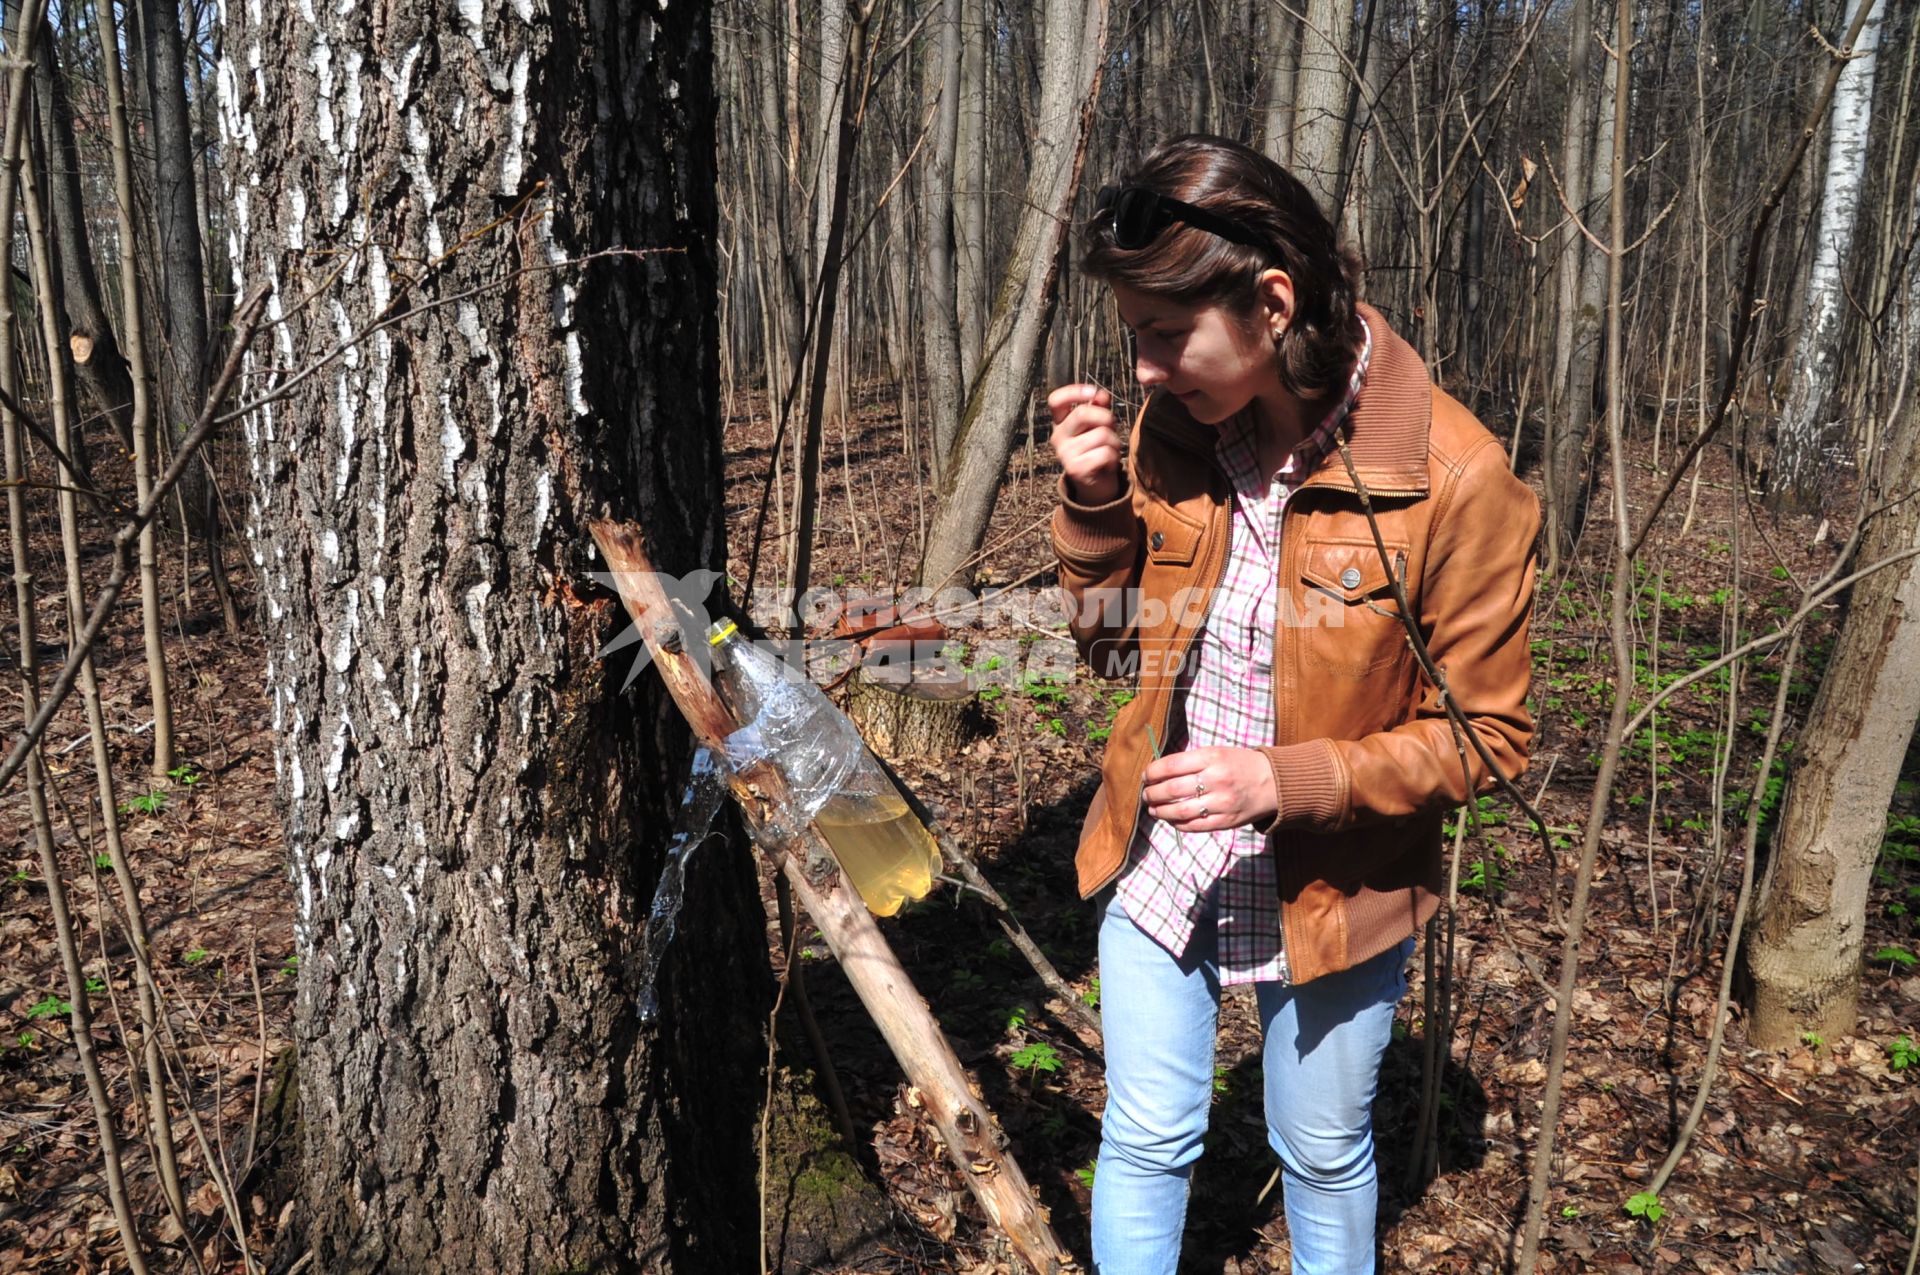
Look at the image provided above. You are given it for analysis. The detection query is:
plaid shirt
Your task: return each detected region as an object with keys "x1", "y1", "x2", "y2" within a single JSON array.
[{"x1": 1115, "y1": 319, "x2": 1374, "y2": 985}]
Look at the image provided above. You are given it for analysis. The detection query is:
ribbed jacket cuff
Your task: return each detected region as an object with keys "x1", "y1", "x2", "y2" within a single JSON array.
[
  {"x1": 1258, "y1": 739, "x2": 1345, "y2": 832},
  {"x1": 1050, "y1": 475, "x2": 1135, "y2": 565}
]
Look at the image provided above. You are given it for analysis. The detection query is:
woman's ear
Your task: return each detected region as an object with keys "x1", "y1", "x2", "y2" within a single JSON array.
[{"x1": 1258, "y1": 268, "x2": 1296, "y2": 341}]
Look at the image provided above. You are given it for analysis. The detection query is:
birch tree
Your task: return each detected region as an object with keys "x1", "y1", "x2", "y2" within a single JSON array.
[
  {"x1": 217, "y1": 0, "x2": 768, "y2": 1266},
  {"x1": 1768, "y1": 0, "x2": 1885, "y2": 510}
]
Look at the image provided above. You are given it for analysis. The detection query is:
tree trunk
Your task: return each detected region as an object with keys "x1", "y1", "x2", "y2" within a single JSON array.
[
  {"x1": 789, "y1": 6, "x2": 867, "y2": 613},
  {"x1": 917, "y1": 0, "x2": 1110, "y2": 590},
  {"x1": 1767, "y1": 0, "x2": 1885, "y2": 511},
  {"x1": 955, "y1": 0, "x2": 989, "y2": 389},
  {"x1": 92, "y1": 0, "x2": 175, "y2": 781},
  {"x1": 809, "y1": 0, "x2": 851, "y2": 430},
  {"x1": 1290, "y1": 0, "x2": 1347, "y2": 216},
  {"x1": 143, "y1": 0, "x2": 209, "y2": 420},
  {"x1": 1552, "y1": 5, "x2": 1615, "y2": 550},
  {"x1": 33, "y1": 23, "x2": 136, "y2": 454},
  {"x1": 1748, "y1": 391, "x2": 1920, "y2": 1047},
  {"x1": 1545, "y1": 0, "x2": 1596, "y2": 564},
  {"x1": 1260, "y1": 1, "x2": 1299, "y2": 164},
  {"x1": 145, "y1": 0, "x2": 238, "y2": 630},
  {"x1": 922, "y1": 0, "x2": 965, "y2": 474},
  {"x1": 217, "y1": 1, "x2": 770, "y2": 1268}
]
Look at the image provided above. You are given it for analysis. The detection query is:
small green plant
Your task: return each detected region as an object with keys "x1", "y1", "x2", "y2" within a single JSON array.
[
  {"x1": 1212, "y1": 1065, "x2": 1231, "y2": 1097},
  {"x1": 1004, "y1": 1004, "x2": 1030, "y2": 1034},
  {"x1": 25, "y1": 995, "x2": 70, "y2": 1020},
  {"x1": 1010, "y1": 1041, "x2": 1061, "y2": 1075},
  {"x1": 166, "y1": 763, "x2": 203, "y2": 787},
  {"x1": 94, "y1": 853, "x2": 114, "y2": 870},
  {"x1": 119, "y1": 791, "x2": 167, "y2": 816},
  {"x1": 281, "y1": 953, "x2": 300, "y2": 976},
  {"x1": 1624, "y1": 1191, "x2": 1665, "y2": 1224},
  {"x1": 1887, "y1": 1034, "x2": 1918, "y2": 1071},
  {"x1": 1079, "y1": 977, "x2": 1100, "y2": 1009},
  {"x1": 1872, "y1": 946, "x2": 1918, "y2": 970},
  {"x1": 10, "y1": 867, "x2": 28, "y2": 883},
  {"x1": 1800, "y1": 1030, "x2": 1825, "y2": 1052},
  {"x1": 84, "y1": 976, "x2": 106, "y2": 994},
  {"x1": 1460, "y1": 842, "x2": 1511, "y2": 895},
  {"x1": 949, "y1": 968, "x2": 984, "y2": 994},
  {"x1": 1075, "y1": 1160, "x2": 1097, "y2": 1189},
  {"x1": 15, "y1": 1031, "x2": 35, "y2": 1048},
  {"x1": 184, "y1": 948, "x2": 210, "y2": 965},
  {"x1": 1560, "y1": 1205, "x2": 1582, "y2": 1219}
]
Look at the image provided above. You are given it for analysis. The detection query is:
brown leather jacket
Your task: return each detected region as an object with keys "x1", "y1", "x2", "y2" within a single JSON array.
[{"x1": 1050, "y1": 304, "x2": 1539, "y2": 983}]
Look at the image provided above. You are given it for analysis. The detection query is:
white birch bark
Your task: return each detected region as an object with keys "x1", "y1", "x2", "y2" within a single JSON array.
[{"x1": 1769, "y1": 0, "x2": 1886, "y2": 508}]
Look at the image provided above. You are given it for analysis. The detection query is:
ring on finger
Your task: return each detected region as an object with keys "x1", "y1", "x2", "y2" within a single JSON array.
[{"x1": 1194, "y1": 778, "x2": 1207, "y2": 797}]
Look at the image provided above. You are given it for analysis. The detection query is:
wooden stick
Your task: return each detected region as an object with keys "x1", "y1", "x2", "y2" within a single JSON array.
[{"x1": 590, "y1": 520, "x2": 1076, "y2": 1275}]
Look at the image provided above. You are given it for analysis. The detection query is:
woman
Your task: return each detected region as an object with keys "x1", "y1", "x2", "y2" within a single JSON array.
[{"x1": 1048, "y1": 135, "x2": 1539, "y2": 1274}]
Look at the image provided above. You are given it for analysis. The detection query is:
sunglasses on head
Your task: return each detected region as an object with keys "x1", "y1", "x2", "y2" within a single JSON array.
[{"x1": 1092, "y1": 184, "x2": 1269, "y2": 253}]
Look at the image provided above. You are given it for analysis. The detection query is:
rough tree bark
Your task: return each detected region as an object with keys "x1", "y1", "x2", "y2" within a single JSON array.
[
  {"x1": 1747, "y1": 393, "x2": 1920, "y2": 1047},
  {"x1": 217, "y1": 1, "x2": 769, "y2": 1268},
  {"x1": 1768, "y1": 0, "x2": 1886, "y2": 510}
]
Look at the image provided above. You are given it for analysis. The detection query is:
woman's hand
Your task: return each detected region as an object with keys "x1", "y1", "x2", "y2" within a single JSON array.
[
  {"x1": 1047, "y1": 383, "x2": 1123, "y2": 504},
  {"x1": 1142, "y1": 747, "x2": 1278, "y2": 833}
]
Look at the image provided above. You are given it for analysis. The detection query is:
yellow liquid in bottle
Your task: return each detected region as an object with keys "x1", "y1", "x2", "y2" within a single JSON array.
[{"x1": 814, "y1": 789, "x2": 943, "y2": 916}]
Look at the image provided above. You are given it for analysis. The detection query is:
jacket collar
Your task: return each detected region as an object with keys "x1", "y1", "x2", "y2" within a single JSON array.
[
  {"x1": 1296, "y1": 302, "x2": 1430, "y2": 497},
  {"x1": 1136, "y1": 301, "x2": 1432, "y2": 498}
]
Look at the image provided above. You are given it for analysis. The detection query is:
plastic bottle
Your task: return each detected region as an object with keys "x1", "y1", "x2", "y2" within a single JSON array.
[{"x1": 706, "y1": 620, "x2": 943, "y2": 916}]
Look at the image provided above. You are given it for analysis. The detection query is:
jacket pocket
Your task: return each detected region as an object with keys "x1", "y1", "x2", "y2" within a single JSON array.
[
  {"x1": 1297, "y1": 537, "x2": 1411, "y2": 677},
  {"x1": 1141, "y1": 499, "x2": 1204, "y2": 566}
]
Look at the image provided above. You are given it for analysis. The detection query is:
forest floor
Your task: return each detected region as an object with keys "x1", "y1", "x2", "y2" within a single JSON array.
[{"x1": 0, "y1": 382, "x2": 1916, "y2": 1273}]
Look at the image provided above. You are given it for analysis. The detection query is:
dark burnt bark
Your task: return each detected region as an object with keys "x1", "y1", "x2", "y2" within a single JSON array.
[{"x1": 219, "y1": 1, "x2": 769, "y2": 1269}]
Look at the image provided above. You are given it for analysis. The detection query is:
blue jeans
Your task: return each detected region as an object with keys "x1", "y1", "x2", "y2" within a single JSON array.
[{"x1": 1091, "y1": 890, "x2": 1411, "y2": 1274}]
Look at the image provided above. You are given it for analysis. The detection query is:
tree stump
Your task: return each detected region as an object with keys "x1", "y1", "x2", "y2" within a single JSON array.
[{"x1": 847, "y1": 665, "x2": 984, "y2": 760}]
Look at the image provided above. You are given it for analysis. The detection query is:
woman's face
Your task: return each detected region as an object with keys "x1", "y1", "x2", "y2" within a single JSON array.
[{"x1": 1111, "y1": 282, "x2": 1283, "y2": 426}]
